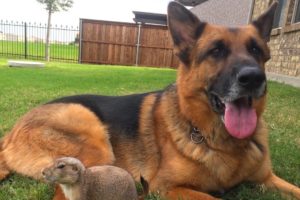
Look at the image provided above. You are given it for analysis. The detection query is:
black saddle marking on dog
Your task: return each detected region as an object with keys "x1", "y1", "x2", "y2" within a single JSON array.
[{"x1": 48, "y1": 92, "x2": 160, "y2": 138}]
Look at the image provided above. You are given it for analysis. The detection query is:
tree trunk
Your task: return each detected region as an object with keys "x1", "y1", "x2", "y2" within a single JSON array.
[{"x1": 45, "y1": 8, "x2": 52, "y2": 62}]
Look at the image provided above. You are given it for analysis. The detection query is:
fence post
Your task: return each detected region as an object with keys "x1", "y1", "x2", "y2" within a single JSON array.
[
  {"x1": 79, "y1": 19, "x2": 83, "y2": 63},
  {"x1": 24, "y1": 22, "x2": 28, "y2": 59},
  {"x1": 135, "y1": 23, "x2": 142, "y2": 66}
]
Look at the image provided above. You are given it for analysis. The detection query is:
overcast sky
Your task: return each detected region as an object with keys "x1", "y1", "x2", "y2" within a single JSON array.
[{"x1": 0, "y1": 0, "x2": 171, "y2": 27}]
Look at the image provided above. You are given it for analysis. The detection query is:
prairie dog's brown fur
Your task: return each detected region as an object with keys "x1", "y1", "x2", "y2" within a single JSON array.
[{"x1": 42, "y1": 157, "x2": 138, "y2": 200}]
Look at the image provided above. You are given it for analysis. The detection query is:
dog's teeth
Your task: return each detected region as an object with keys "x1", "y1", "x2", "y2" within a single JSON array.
[{"x1": 221, "y1": 115, "x2": 225, "y2": 123}]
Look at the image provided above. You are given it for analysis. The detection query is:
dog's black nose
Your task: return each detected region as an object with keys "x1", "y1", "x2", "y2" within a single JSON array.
[{"x1": 237, "y1": 67, "x2": 266, "y2": 89}]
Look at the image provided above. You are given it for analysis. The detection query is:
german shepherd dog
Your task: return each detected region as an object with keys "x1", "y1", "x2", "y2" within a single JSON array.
[{"x1": 0, "y1": 2, "x2": 300, "y2": 200}]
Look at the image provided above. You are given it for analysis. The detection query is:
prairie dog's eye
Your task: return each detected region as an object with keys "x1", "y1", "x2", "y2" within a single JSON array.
[{"x1": 57, "y1": 163, "x2": 65, "y2": 169}]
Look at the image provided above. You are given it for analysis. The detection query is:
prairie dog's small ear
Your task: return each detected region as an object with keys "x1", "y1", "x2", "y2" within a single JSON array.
[
  {"x1": 252, "y1": 1, "x2": 278, "y2": 42},
  {"x1": 72, "y1": 165, "x2": 79, "y2": 172},
  {"x1": 168, "y1": 2, "x2": 206, "y2": 66}
]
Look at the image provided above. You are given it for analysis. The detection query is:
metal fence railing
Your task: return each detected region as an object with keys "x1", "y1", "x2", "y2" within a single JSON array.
[{"x1": 0, "y1": 20, "x2": 79, "y2": 63}]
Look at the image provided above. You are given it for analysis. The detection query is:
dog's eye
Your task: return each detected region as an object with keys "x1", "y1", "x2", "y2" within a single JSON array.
[
  {"x1": 249, "y1": 46, "x2": 261, "y2": 56},
  {"x1": 210, "y1": 47, "x2": 227, "y2": 59},
  {"x1": 247, "y1": 38, "x2": 262, "y2": 58}
]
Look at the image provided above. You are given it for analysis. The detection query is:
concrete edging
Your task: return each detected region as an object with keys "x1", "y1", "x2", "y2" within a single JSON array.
[
  {"x1": 267, "y1": 72, "x2": 300, "y2": 88},
  {"x1": 8, "y1": 60, "x2": 45, "y2": 68}
]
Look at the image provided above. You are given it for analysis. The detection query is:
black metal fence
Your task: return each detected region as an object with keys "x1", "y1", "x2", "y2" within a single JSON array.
[{"x1": 0, "y1": 20, "x2": 79, "y2": 62}]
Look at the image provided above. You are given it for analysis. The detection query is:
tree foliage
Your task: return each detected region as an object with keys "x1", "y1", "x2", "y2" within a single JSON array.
[
  {"x1": 37, "y1": 0, "x2": 73, "y2": 13},
  {"x1": 36, "y1": 0, "x2": 74, "y2": 61}
]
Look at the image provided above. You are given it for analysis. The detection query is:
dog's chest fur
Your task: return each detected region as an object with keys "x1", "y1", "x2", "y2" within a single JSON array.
[
  {"x1": 152, "y1": 86, "x2": 267, "y2": 192},
  {"x1": 156, "y1": 132, "x2": 266, "y2": 192}
]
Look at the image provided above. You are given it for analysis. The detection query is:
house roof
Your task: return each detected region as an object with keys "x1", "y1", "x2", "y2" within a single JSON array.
[
  {"x1": 175, "y1": 0, "x2": 208, "y2": 7},
  {"x1": 132, "y1": 0, "x2": 253, "y2": 27},
  {"x1": 190, "y1": 0, "x2": 253, "y2": 26},
  {"x1": 132, "y1": 11, "x2": 167, "y2": 25}
]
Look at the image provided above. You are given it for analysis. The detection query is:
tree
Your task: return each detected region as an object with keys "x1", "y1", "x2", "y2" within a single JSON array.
[
  {"x1": 74, "y1": 32, "x2": 79, "y2": 44},
  {"x1": 37, "y1": 0, "x2": 74, "y2": 61}
]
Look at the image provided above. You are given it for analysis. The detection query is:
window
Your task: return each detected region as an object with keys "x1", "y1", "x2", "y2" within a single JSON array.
[
  {"x1": 293, "y1": 0, "x2": 300, "y2": 23},
  {"x1": 273, "y1": 0, "x2": 287, "y2": 28}
]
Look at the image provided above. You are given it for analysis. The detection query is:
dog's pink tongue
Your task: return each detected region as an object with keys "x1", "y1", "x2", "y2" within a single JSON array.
[{"x1": 224, "y1": 102, "x2": 257, "y2": 139}]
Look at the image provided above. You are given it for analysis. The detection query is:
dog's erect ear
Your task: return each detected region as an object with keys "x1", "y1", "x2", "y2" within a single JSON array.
[
  {"x1": 252, "y1": 1, "x2": 278, "y2": 42},
  {"x1": 168, "y1": 2, "x2": 206, "y2": 66}
]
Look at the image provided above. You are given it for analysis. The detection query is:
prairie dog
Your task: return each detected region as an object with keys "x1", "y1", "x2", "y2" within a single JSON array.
[{"x1": 42, "y1": 157, "x2": 138, "y2": 200}]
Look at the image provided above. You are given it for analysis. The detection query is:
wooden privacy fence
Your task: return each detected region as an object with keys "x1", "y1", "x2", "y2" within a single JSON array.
[{"x1": 79, "y1": 19, "x2": 179, "y2": 68}]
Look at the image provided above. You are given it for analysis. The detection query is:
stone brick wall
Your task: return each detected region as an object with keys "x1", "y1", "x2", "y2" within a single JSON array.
[
  {"x1": 268, "y1": 32, "x2": 300, "y2": 76},
  {"x1": 252, "y1": 0, "x2": 270, "y2": 20},
  {"x1": 252, "y1": 0, "x2": 300, "y2": 77}
]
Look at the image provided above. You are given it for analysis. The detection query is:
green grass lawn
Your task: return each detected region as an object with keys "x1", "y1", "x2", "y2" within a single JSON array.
[
  {"x1": 0, "y1": 41, "x2": 78, "y2": 62},
  {"x1": 0, "y1": 58, "x2": 299, "y2": 200}
]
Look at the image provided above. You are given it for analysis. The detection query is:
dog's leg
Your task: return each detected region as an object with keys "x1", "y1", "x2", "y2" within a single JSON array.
[
  {"x1": 0, "y1": 140, "x2": 10, "y2": 180},
  {"x1": 0, "y1": 154, "x2": 10, "y2": 180},
  {"x1": 166, "y1": 187, "x2": 221, "y2": 200},
  {"x1": 263, "y1": 173, "x2": 300, "y2": 199}
]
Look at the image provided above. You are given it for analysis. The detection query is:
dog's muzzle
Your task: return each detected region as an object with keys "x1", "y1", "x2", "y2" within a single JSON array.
[{"x1": 208, "y1": 66, "x2": 266, "y2": 139}]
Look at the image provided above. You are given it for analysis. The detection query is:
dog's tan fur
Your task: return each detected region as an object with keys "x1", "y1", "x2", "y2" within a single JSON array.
[
  {"x1": 0, "y1": 2, "x2": 300, "y2": 200},
  {"x1": 1, "y1": 104, "x2": 115, "y2": 179}
]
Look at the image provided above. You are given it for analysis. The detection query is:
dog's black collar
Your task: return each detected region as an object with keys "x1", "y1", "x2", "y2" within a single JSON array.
[{"x1": 190, "y1": 126, "x2": 205, "y2": 144}]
